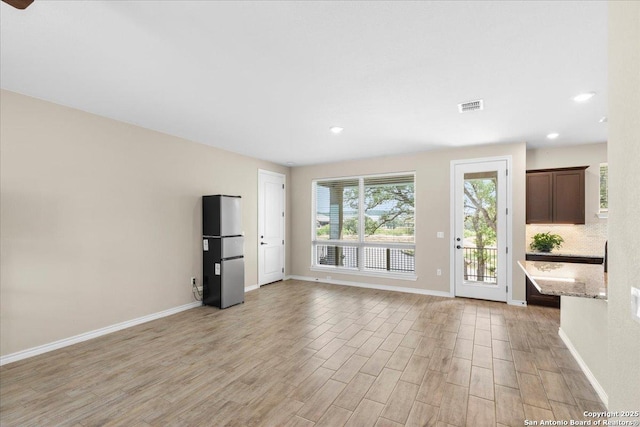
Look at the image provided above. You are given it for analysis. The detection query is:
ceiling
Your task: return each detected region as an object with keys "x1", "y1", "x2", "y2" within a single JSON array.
[{"x1": 0, "y1": 1, "x2": 608, "y2": 166}]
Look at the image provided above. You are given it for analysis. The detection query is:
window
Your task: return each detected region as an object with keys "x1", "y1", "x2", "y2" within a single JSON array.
[
  {"x1": 599, "y1": 163, "x2": 608, "y2": 216},
  {"x1": 313, "y1": 173, "x2": 415, "y2": 276}
]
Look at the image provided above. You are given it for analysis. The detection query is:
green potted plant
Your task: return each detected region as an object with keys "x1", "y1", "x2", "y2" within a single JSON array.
[{"x1": 530, "y1": 232, "x2": 564, "y2": 253}]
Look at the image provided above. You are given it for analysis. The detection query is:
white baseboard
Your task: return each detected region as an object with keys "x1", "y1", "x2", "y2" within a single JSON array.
[
  {"x1": 288, "y1": 276, "x2": 528, "y2": 307},
  {"x1": 508, "y1": 299, "x2": 527, "y2": 307},
  {"x1": 245, "y1": 284, "x2": 259, "y2": 292},
  {"x1": 288, "y1": 275, "x2": 453, "y2": 298},
  {"x1": 558, "y1": 327, "x2": 609, "y2": 408},
  {"x1": 0, "y1": 301, "x2": 201, "y2": 366}
]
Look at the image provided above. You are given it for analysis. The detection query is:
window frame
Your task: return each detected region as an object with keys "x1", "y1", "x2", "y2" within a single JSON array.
[
  {"x1": 311, "y1": 172, "x2": 417, "y2": 280},
  {"x1": 598, "y1": 162, "x2": 608, "y2": 219}
]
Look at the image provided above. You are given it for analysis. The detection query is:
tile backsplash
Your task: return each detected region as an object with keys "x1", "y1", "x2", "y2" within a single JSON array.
[{"x1": 526, "y1": 222, "x2": 608, "y2": 256}]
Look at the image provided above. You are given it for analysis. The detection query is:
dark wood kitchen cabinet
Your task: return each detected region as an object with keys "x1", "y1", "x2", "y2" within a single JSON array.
[
  {"x1": 526, "y1": 166, "x2": 587, "y2": 224},
  {"x1": 526, "y1": 276, "x2": 561, "y2": 308}
]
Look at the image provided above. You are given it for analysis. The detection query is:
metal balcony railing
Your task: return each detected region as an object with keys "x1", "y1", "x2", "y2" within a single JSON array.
[
  {"x1": 316, "y1": 245, "x2": 359, "y2": 268},
  {"x1": 364, "y1": 247, "x2": 415, "y2": 272},
  {"x1": 463, "y1": 247, "x2": 497, "y2": 282},
  {"x1": 315, "y1": 244, "x2": 415, "y2": 273}
]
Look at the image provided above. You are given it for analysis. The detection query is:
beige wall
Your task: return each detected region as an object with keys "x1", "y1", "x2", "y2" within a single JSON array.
[
  {"x1": 290, "y1": 142, "x2": 527, "y2": 301},
  {"x1": 0, "y1": 90, "x2": 290, "y2": 357},
  {"x1": 560, "y1": 296, "x2": 609, "y2": 398},
  {"x1": 526, "y1": 143, "x2": 608, "y2": 256},
  {"x1": 606, "y1": 0, "x2": 640, "y2": 413}
]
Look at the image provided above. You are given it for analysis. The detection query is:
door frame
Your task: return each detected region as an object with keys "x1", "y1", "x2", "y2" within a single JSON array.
[
  {"x1": 449, "y1": 156, "x2": 513, "y2": 303},
  {"x1": 258, "y1": 169, "x2": 286, "y2": 287}
]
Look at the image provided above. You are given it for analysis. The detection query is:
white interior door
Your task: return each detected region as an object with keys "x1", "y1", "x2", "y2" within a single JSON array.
[
  {"x1": 452, "y1": 159, "x2": 509, "y2": 302},
  {"x1": 258, "y1": 170, "x2": 285, "y2": 286}
]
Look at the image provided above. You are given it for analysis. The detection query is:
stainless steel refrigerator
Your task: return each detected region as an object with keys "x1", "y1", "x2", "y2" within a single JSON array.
[{"x1": 202, "y1": 195, "x2": 244, "y2": 308}]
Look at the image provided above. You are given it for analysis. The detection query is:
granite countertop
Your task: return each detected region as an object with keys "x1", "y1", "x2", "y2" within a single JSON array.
[
  {"x1": 525, "y1": 251, "x2": 604, "y2": 259},
  {"x1": 518, "y1": 260, "x2": 608, "y2": 299}
]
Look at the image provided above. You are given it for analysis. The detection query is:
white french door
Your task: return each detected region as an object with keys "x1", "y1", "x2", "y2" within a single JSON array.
[
  {"x1": 258, "y1": 170, "x2": 285, "y2": 286},
  {"x1": 452, "y1": 158, "x2": 510, "y2": 302}
]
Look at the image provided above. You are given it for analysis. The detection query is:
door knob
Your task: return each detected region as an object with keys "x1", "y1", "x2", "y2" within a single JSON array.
[
  {"x1": 456, "y1": 237, "x2": 461, "y2": 241},
  {"x1": 456, "y1": 245, "x2": 462, "y2": 249},
  {"x1": 261, "y1": 242, "x2": 267, "y2": 245}
]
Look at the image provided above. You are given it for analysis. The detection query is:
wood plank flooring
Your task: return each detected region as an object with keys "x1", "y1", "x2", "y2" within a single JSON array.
[{"x1": 0, "y1": 280, "x2": 607, "y2": 426}]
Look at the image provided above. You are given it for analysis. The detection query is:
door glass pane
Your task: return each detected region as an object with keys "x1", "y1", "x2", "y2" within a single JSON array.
[{"x1": 463, "y1": 171, "x2": 498, "y2": 284}]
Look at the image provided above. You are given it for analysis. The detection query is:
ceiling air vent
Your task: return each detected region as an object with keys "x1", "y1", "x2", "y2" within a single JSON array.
[{"x1": 458, "y1": 99, "x2": 484, "y2": 113}]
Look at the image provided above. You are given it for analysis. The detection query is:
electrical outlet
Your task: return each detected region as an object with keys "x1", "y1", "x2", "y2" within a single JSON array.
[
  {"x1": 436, "y1": 269, "x2": 442, "y2": 276},
  {"x1": 326, "y1": 275, "x2": 331, "y2": 281},
  {"x1": 197, "y1": 286, "x2": 203, "y2": 292},
  {"x1": 191, "y1": 277, "x2": 196, "y2": 286},
  {"x1": 437, "y1": 232, "x2": 444, "y2": 238}
]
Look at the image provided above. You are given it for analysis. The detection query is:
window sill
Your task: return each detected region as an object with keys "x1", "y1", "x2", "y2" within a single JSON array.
[{"x1": 310, "y1": 266, "x2": 418, "y2": 281}]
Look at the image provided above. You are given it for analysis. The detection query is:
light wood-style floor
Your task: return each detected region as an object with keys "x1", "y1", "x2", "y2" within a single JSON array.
[{"x1": 1, "y1": 280, "x2": 606, "y2": 426}]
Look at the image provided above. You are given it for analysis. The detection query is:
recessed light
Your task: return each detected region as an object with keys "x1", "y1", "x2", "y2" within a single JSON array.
[
  {"x1": 599, "y1": 116, "x2": 608, "y2": 123},
  {"x1": 330, "y1": 126, "x2": 344, "y2": 134},
  {"x1": 573, "y1": 92, "x2": 596, "y2": 102},
  {"x1": 286, "y1": 161, "x2": 294, "y2": 166},
  {"x1": 547, "y1": 133, "x2": 559, "y2": 140}
]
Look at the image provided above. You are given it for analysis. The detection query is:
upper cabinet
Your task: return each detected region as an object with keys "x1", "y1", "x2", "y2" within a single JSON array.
[{"x1": 526, "y1": 166, "x2": 588, "y2": 224}]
